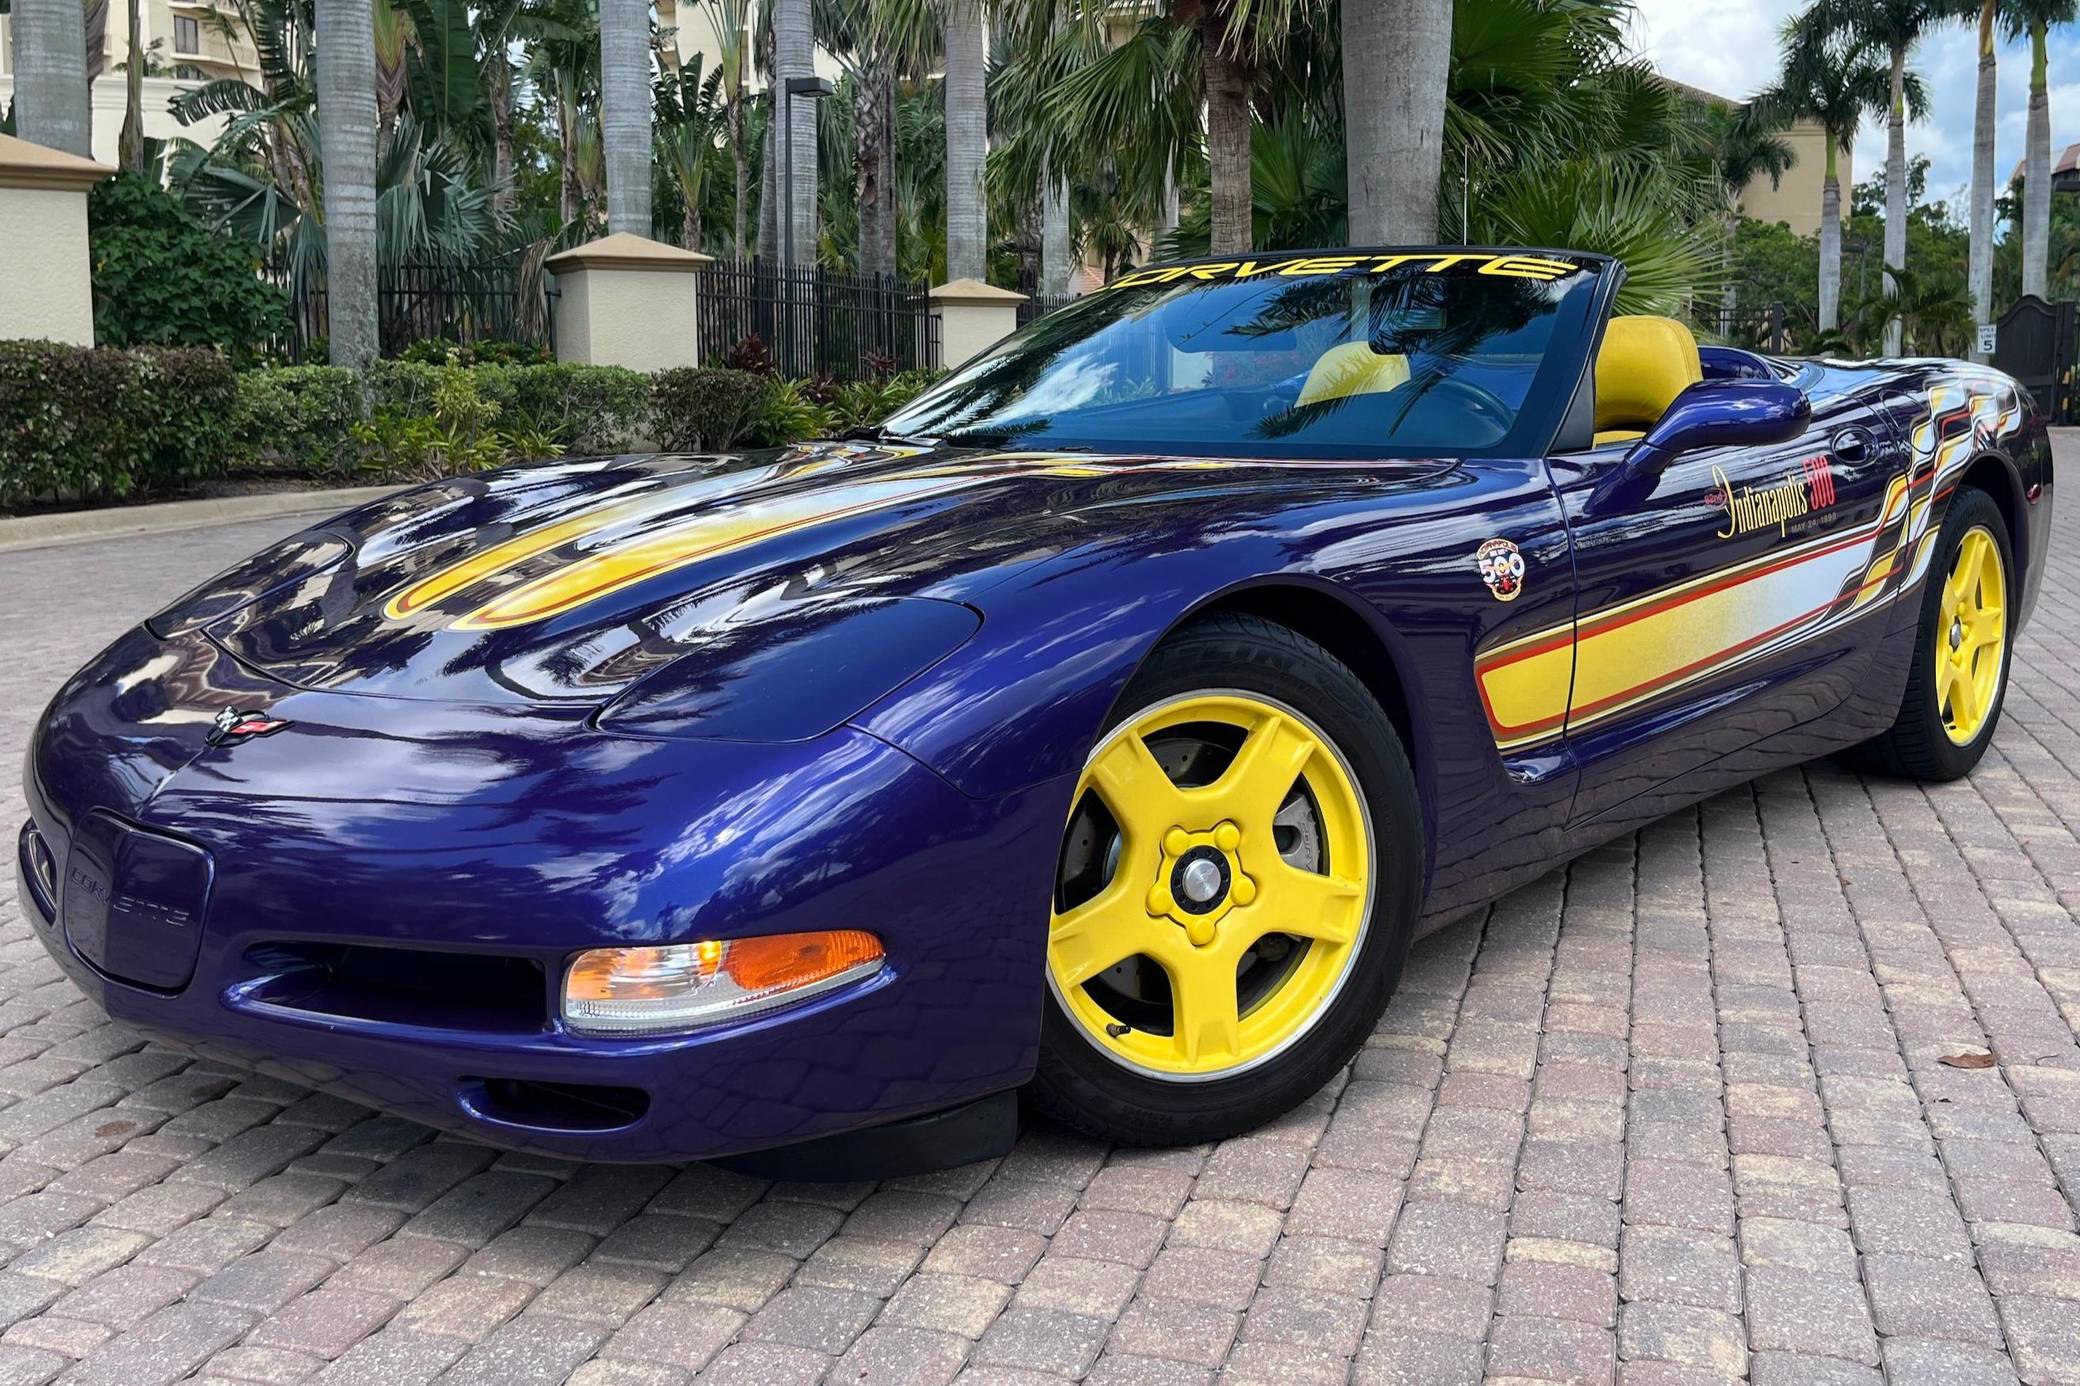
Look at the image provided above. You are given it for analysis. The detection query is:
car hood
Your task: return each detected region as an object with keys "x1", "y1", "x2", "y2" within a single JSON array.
[{"x1": 165, "y1": 440, "x2": 1442, "y2": 708}]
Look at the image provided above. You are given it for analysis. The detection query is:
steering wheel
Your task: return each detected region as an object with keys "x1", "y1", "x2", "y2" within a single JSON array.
[{"x1": 1411, "y1": 375, "x2": 1515, "y2": 438}]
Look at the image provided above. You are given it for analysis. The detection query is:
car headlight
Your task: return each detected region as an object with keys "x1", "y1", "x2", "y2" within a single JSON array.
[
  {"x1": 594, "y1": 596, "x2": 979, "y2": 741},
  {"x1": 562, "y1": 931, "x2": 886, "y2": 1035}
]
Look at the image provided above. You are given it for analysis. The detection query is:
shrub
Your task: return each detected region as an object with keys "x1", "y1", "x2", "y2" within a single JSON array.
[
  {"x1": 497, "y1": 363, "x2": 650, "y2": 454},
  {"x1": 352, "y1": 360, "x2": 562, "y2": 482},
  {"x1": 0, "y1": 341, "x2": 238, "y2": 508},
  {"x1": 232, "y1": 366, "x2": 363, "y2": 472},
  {"x1": 88, "y1": 173, "x2": 288, "y2": 363},
  {"x1": 399, "y1": 337, "x2": 552, "y2": 367},
  {"x1": 721, "y1": 334, "x2": 777, "y2": 374},
  {"x1": 649, "y1": 368, "x2": 769, "y2": 452},
  {"x1": 828, "y1": 369, "x2": 942, "y2": 433},
  {"x1": 748, "y1": 378, "x2": 836, "y2": 447}
]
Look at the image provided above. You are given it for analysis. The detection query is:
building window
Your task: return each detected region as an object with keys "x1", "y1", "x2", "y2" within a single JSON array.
[{"x1": 173, "y1": 15, "x2": 200, "y2": 53}]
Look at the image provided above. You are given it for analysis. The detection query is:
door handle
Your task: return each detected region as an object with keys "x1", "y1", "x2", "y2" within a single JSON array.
[{"x1": 1831, "y1": 428, "x2": 1870, "y2": 463}]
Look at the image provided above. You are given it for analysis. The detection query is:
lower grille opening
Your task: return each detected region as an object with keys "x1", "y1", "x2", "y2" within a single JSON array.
[
  {"x1": 463, "y1": 1077, "x2": 651, "y2": 1131},
  {"x1": 240, "y1": 942, "x2": 547, "y2": 1032}
]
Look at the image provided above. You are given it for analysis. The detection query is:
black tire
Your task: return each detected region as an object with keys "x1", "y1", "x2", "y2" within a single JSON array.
[
  {"x1": 1027, "y1": 612, "x2": 1423, "y2": 1146},
  {"x1": 1853, "y1": 486, "x2": 2014, "y2": 781}
]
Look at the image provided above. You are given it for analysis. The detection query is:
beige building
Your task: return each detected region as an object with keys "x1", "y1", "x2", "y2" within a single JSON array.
[
  {"x1": 0, "y1": 0, "x2": 250, "y2": 167},
  {"x1": 1662, "y1": 75, "x2": 1850, "y2": 240}
]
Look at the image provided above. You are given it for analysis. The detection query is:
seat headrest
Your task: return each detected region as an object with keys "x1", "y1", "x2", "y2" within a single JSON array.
[
  {"x1": 1297, "y1": 342, "x2": 1411, "y2": 408},
  {"x1": 1593, "y1": 315, "x2": 1702, "y2": 434}
]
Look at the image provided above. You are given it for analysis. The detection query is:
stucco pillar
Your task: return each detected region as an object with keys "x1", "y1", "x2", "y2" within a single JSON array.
[
  {"x1": 929, "y1": 278, "x2": 1028, "y2": 370},
  {"x1": 544, "y1": 233, "x2": 712, "y2": 371},
  {"x1": 0, "y1": 133, "x2": 115, "y2": 346}
]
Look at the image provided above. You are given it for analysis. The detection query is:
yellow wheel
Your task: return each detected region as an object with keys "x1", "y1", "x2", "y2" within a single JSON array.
[
  {"x1": 1031, "y1": 614, "x2": 1420, "y2": 1145},
  {"x1": 1857, "y1": 487, "x2": 2013, "y2": 782},
  {"x1": 1935, "y1": 525, "x2": 2006, "y2": 745}
]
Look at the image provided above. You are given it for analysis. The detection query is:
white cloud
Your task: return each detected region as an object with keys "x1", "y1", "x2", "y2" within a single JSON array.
[{"x1": 1630, "y1": 0, "x2": 2080, "y2": 218}]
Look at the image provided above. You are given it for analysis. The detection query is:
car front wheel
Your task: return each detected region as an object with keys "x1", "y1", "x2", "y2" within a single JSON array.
[{"x1": 1028, "y1": 613, "x2": 1422, "y2": 1147}]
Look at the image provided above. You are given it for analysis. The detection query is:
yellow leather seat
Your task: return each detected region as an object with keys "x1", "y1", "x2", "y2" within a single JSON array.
[
  {"x1": 1592, "y1": 315, "x2": 1701, "y2": 447},
  {"x1": 1297, "y1": 341, "x2": 1411, "y2": 408}
]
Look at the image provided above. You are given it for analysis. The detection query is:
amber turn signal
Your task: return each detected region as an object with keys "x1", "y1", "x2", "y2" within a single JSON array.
[{"x1": 563, "y1": 931, "x2": 885, "y2": 1035}]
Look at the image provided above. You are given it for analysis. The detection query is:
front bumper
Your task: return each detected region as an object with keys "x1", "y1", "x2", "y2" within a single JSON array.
[{"x1": 21, "y1": 629, "x2": 1061, "y2": 1163}]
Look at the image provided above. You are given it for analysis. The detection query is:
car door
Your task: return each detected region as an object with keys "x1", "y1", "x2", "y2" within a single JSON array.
[{"x1": 1540, "y1": 365, "x2": 1910, "y2": 824}]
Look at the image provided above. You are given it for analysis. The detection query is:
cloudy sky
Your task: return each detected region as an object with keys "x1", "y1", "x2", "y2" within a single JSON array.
[{"x1": 1628, "y1": 0, "x2": 2080, "y2": 216}]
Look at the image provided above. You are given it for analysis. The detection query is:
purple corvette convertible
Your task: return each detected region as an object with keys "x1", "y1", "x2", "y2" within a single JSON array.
[{"x1": 18, "y1": 250, "x2": 2051, "y2": 1173}]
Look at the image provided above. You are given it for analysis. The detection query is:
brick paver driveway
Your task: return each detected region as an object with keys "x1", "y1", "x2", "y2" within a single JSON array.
[{"x1": 1, "y1": 440, "x2": 2077, "y2": 1386}]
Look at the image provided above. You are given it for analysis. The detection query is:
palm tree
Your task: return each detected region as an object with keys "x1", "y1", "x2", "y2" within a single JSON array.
[
  {"x1": 10, "y1": 0, "x2": 93, "y2": 156},
  {"x1": 1704, "y1": 101, "x2": 1796, "y2": 321},
  {"x1": 698, "y1": 0, "x2": 756, "y2": 257},
  {"x1": 1799, "y1": 0, "x2": 1950, "y2": 354},
  {"x1": 2008, "y1": 0, "x2": 2075, "y2": 298},
  {"x1": 774, "y1": 0, "x2": 817, "y2": 263},
  {"x1": 1342, "y1": 0, "x2": 1451, "y2": 242},
  {"x1": 118, "y1": 0, "x2": 145, "y2": 172},
  {"x1": 1768, "y1": 24, "x2": 1901, "y2": 335},
  {"x1": 659, "y1": 61, "x2": 723, "y2": 249},
  {"x1": 314, "y1": 0, "x2": 380, "y2": 368},
  {"x1": 1967, "y1": 0, "x2": 1996, "y2": 358},
  {"x1": 942, "y1": 0, "x2": 987, "y2": 279},
  {"x1": 598, "y1": 0, "x2": 651, "y2": 236}
]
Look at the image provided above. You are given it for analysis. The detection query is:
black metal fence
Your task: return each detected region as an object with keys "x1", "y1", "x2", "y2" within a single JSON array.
[
  {"x1": 1017, "y1": 293, "x2": 1071, "y2": 328},
  {"x1": 695, "y1": 259, "x2": 937, "y2": 378},
  {"x1": 1706, "y1": 301, "x2": 1792, "y2": 353},
  {"x1": 276, "y1": 253, "x2": 555, "y2": 362}
]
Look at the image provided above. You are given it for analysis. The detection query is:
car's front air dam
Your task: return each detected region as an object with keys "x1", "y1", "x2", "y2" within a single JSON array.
[{"x1": 22, "y1": 708, "x2": 1068, "y2": 1164}]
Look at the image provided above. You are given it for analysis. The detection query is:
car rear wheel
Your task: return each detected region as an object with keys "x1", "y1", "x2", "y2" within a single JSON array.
[
  {"x1": 1854, "y1": 486, "x2": 2014, "y2": 781},
  {"x1": 1029, "y1": 613, "x2": 1421, "y2": 1146}
]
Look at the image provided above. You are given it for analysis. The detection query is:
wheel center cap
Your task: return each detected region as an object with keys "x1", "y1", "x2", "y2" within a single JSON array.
[{"x1": 1180, "y1": 857, "x2": 1225, "y2": 906}]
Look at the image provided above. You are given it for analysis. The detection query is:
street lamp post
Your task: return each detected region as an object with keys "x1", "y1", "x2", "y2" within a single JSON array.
[{"x1": 781, "y1": 75, "x2": 835, "y2": 266}]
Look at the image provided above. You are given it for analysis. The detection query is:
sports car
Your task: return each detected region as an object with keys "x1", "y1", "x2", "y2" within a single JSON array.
[{"x1": 17, "y1": 248, "x2": 2053, "y2": 1173}]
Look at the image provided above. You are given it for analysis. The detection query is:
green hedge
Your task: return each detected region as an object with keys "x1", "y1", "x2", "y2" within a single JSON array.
[
  {"x1": 2, "y1": 343, "x2": 931, "y2": 513},
  {"x1": 233, "y1": 366, "x2": 363, "y2": 473},
  {"x1": 0, "y1": 341, "x2": 238, "y2": 507}
]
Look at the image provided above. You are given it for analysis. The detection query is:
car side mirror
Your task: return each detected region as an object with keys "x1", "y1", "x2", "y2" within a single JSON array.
[{"x1": 1628, "y1": 380, "x2": 1811, "y2": 476}]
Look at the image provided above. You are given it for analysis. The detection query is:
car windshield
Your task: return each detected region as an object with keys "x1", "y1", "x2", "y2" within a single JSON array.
[{"x1": 883, "y1": 251, "x2": 1605, "y2": 459}]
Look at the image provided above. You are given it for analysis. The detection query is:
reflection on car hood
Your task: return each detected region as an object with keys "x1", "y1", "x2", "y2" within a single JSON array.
[{"x1": 188, "y1": 440, "x2": 1443, "y2": 705}]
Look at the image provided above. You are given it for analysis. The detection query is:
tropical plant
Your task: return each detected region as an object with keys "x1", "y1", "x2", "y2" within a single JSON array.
[
  {"x1": 1765, "y1": 23, "x2": 1905, "y2": 333},
  {"x1": 1475, "y1": 161, "x2": 1724, "y2": 316},
  {"x1": 657, "y1": 60, "x2": 725, "y2": 250},
  {"x1": 2007, "y1": 0, "x2": 2076, "y2": 299},
  {"x1": 697, "y1": 0, "x2": 757, "y2": 256},
  {"x1": 1797, "y1": 0, "x2": 1952, "y2": 354},
  {"x1": 813, "y1": 0, "x2": 936, "y2": 278},
  {"x1": 88, "y1": 172, "x2": 290, "y2": 358}
]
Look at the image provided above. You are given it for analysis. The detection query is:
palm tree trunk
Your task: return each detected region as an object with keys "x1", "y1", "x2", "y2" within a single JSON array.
[
  {"x1": 1199, "y1": 10, "x2": 1253, "y2": 254},
  {"x1": 1722, "y1": 205, "x2": 1739, "y2": 325},
  {"x1": 2025, "y1": 20, "x2": 2053, "y2": 299},
  {"x1": 488, "y1": 55, "x2": 516, "y2": 216},
  {"x1": 1969, "y1": 0, "x2": 1996, "y2": 361},
  {"x1": 943, "y1": 0, "x2": 988, "y2": 281},
  {"x1": 118, "y1": 0, "x2": 143, "y2": 173},
  {"x1": 599, "y1": 0, "x2": 652, "y2": 237},
  {"x1": 683, "y1": 192, "x2": 701, "y2": 252},
  {"x1": 1341, "y1": 0, "x2": 1449, "y2": 243},
  {"x1": 731, "y1": 101, "x2": 748, "y2": 259},
  {"x1": 856, "y1": 63, "x2": 897, "y2": 278},
  {"x1": 11, "y1": 0, "x2": 94, "y2": 157},
  {"x1": 775, "y1": 0, "x2": 817, "y2": 264},
  {"x1": 315, "y1": 0, "x2": 381, "y2": 370},
  {"x1": 1820, "y1": 143, "x2": 1843, "y2": 334},
  {"x1": 759, "y1": 97, "x2": 779, "y2": 259},
  {"x1": 558, "y1": 87, "x2": 581, "y2": 226},
  {"x1": 1884, "y1": 42, "x2": 1907, "y2": 356},
  {"x1": 1041, "y1": 160, "x2": 1070, "y2": 299}
]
